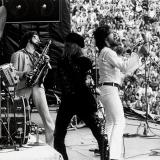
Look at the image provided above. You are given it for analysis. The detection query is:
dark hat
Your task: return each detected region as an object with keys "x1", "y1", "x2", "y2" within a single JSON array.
[{"x1": 65, "y1": 32, "x2": 85, "y2": 48}]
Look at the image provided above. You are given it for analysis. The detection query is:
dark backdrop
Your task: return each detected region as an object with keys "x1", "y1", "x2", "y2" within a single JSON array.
[{"x1": 0, "y1": 0, "x2": 71, "y2": 91}]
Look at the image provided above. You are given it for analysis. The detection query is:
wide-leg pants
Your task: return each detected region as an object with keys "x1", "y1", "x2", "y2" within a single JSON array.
[
  {"x1": 54, "y1": 94, "x2": 108, "y2": 160},
  {"x1": 99, "y1": 85, "x2": 125, "y2": 160},
  {"x1": 16, "y1": 85, "x2": 55, "y2": 146}
]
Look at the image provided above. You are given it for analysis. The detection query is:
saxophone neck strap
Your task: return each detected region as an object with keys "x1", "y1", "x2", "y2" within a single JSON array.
[{"x1": 22, "y1": 48, "x2": 39, "y2": 65}]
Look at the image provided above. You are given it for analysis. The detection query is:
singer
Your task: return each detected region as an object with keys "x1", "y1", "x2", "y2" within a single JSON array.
[
  {"x1": 93, "y1": 25, "x2": 147, "y2": 160},
  {"x1": 10, "y1": 31, "x2": 55, "y2": 146}
]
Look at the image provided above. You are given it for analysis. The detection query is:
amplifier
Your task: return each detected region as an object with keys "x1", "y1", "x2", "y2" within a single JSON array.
[{"x1": 0, "y1": 63, "x2": 19, "y2": 87}]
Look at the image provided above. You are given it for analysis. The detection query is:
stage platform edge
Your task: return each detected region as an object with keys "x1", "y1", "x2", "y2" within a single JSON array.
[{"x1": 0, "y1": 134, "x2": 63, "y2": 160}]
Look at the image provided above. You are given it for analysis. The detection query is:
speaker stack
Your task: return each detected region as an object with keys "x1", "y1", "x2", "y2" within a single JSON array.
[{"x1": 5, "y1": 0, "x2": 61, "y2": 23}]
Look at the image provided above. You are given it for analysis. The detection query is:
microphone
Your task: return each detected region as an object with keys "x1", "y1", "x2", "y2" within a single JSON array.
[
  {"x1": 137, "y1": 32, "x2": 150, "y2": 57},
  {"x1": 141, "y1": 32, "x2": 147, "y2": 43}
]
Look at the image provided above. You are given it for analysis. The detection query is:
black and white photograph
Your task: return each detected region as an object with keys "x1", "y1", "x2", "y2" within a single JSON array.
[{"x1": 0, "y1": 0, "x2": 160, "y2": 160}]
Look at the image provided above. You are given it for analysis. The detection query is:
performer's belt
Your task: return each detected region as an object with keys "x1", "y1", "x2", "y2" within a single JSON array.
[{"x1": 100, "y1": 82, "x2": 120, "y2": 89}]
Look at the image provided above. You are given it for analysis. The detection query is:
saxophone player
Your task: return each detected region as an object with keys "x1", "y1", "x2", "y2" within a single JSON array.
[{"x1": 10, "y1": 31, "x2": 55, "y2": 146}]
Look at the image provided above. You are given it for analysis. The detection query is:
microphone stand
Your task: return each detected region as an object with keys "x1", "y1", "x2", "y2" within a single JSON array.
[
  {"x1": 143, "y1": 56, "x2": 149, "y2": 136},
  {"x1": 124, "y1": 42, "x2": 155, "y2": 138},
  {"x1": 136, "y1": 41, "x2": 154, "y2": 137}
]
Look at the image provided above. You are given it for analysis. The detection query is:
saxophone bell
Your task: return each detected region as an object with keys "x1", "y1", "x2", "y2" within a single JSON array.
[{"x1": 47, "y1": 62, "x2": 52, "y2": 69}]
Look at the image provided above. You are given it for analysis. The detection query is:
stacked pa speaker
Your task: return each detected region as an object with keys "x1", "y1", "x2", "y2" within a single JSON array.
[{"x1": 5, "y1": 0, "x2": 61, "y2": 23}]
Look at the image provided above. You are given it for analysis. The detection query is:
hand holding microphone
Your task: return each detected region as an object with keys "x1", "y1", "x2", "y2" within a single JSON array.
[
  {"x1": 138, "y1": 43, "x2": 149, "y2": 57},
  {"x1": 138, "y1": 32, "x2": 150, "y2": 57}
]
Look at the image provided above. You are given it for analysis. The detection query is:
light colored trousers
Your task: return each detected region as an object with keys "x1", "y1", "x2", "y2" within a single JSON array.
[
  {"x1": 99, "y1": 85, "x2": 125, "y2": 160},
  {"x1": 16, "y1": 85, "x2": 55, "y2": 146}
]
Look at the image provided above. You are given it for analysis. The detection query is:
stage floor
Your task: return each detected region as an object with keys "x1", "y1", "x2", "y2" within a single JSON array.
[
  {"x1": 64, "y1": 119, "x2": 160, "y2": 160},
  {"x1": 31, "y1": 108, "x2": 160, "y2": 160},
  {"x1": 0, "y1": 135, "x2": 63, "y2": 160},
  {"x1": 2, "y1": 107, "x2": 159, "y2": 160}
]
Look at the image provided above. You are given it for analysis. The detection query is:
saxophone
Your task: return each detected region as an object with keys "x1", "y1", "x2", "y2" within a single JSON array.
[{"x1": 26, "y1": 40, "x2": 52, "y2": 87}]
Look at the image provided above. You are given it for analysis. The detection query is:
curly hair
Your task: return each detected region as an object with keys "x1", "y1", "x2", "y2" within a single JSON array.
[
  {"x1": 62, "y1": 42, "x2": 83, "y2": 63},
  {"x1": 19, "y1": 31, "x2": 38, "y2": 49},
  {"x1": 93, "y1": 25, "x2": 111, "y2": 52}
]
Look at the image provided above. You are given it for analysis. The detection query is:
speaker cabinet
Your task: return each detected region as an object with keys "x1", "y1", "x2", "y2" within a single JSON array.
[{"x1": 5, "y1": 0, "x2": 61, "y2": 23}]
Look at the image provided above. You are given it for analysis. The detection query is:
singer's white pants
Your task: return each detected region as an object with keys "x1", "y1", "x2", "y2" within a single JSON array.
[{"x1": 99, "y1": 86, "x2": 125, "y2": 160}]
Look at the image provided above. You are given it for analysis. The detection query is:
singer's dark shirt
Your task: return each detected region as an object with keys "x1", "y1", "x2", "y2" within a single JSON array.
[{"x1": 57, "y1": 56, "x2": 97, "y2": 113}]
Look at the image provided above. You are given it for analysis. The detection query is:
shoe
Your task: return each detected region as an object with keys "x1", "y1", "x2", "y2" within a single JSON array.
[
  {"x1": 76, "y1": 122, "x2": 86, "y2": 129},
  {"x1": 67, "y1": 124, "x2": 76, "y2": 131},
  {"x1": 94, "y1": 149, "x2": 100, "y2": 156}
]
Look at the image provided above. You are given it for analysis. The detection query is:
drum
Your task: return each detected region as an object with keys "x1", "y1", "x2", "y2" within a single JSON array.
[
  {"x1": 0, "y1": 96, "x2": 31, "y2": 145},
  {"x1": 0, "y1": 63, "x2": 19, "y2": 87}
]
